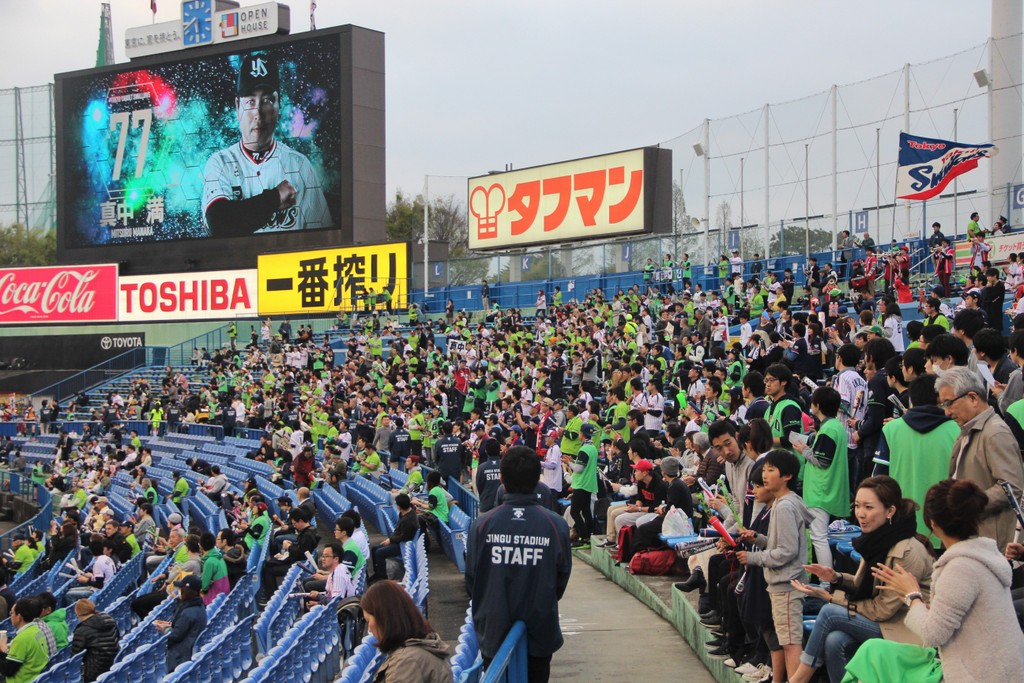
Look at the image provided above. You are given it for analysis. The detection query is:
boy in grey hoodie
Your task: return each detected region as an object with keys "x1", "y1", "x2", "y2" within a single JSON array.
[{"x1": 737, "y1": 448, "x2": 812, "y2": 681}]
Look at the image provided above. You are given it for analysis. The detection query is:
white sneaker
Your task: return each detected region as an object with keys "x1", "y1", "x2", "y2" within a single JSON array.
[
  {"x1": 734, "y1": 662, "x2": 759, "y2": 676},
  {"x1": 744, "y1": 664, "x2": 772, "y2": 682},
  {"x1": 723, "y1": 658, "x2": 737, "y2": 668}
]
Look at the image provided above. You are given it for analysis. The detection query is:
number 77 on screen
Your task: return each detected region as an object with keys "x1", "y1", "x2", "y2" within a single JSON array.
[{"x1": 109, "y1": 108, "x2": 152, "y2": 181}]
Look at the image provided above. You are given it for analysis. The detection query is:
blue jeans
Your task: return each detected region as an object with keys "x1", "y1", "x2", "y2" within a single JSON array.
[{"x1": 800, "y1": 603, "x2": 883, "y2": 683}]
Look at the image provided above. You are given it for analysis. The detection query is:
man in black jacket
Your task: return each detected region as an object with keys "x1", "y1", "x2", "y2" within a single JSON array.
[
  {"x1": 466, "y1": 446, "x2": 571, "y2": 683},
  {"x1": 71, "y1": 599, "x2": 120, "y2": 682},
  {"x1": 433, "y1": 421, "x2": 466, "y2": 484},
  {"x1": 474, "y1": 439, "x2": 503, "y2": 514},
  {"x1": 156, "y1": 576, "x2": 206, "y2": 674},
  {"x1": 259, "y1": 508, "x2": 319, "y2": 600},
  {"x1": 369, "y1": 494, "x2": 419, "y2": 581}
]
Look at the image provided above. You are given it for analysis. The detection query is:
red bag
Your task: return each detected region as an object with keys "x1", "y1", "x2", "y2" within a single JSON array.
[
  {"x1": 629, "y1": 548, "x2": 678, "y2": 576},
  {"x1": 613, "y1": 525, "x2": 635, "y2": 564}
]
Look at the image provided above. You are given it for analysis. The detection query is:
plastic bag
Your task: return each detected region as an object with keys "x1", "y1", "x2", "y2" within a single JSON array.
[{"x1": 662, "y1": 507, "x2": 694, "y2": 537}]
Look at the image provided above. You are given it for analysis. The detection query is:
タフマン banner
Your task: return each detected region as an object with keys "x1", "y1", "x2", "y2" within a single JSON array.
[
  {"x1": 896, "y1": 132, "x2": 998, "y2": 201},
  {"x1": 467, "y1": 147, "x2": 671, "y2": 250}
]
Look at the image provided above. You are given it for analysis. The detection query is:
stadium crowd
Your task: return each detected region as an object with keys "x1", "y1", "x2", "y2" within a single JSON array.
[{"x1": 3, "y1": 231, "x2": 1024, "y2": 682}]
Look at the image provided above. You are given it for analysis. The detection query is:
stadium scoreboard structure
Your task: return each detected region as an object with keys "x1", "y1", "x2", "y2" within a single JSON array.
[{"x1": 55, "y1": 23, "x2": 386, "y2": 275}]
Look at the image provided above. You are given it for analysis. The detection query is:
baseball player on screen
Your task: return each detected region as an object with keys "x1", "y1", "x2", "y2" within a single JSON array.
[{"x1": 202, "y1": 52, "x2": 332, "y2": 237}]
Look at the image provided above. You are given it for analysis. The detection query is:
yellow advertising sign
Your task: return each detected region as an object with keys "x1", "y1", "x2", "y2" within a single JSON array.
[
  {"x1": 468, "y1": 148, "x2": 648, "y2": 250},
  {"x1": 257, "y1": 243, "x2": 408, "y2": 315}
]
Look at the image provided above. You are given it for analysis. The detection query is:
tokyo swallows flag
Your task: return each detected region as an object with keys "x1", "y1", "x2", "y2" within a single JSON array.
[{"x1": 896, "y1": 132, "x2": 998, "y2": 201}]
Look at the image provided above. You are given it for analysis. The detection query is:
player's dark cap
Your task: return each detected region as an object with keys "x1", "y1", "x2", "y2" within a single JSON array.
[{"x1": 237, "y1": 52, "x2": 280, "y2": 96}]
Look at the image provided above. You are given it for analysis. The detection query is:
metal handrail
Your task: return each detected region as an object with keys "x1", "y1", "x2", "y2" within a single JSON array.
[
  {"x1": 0, "y1": 472, "x2": 52, "y2": 554},
  {"x1": 31, "y1": 348, "x2": 148, "y2": 405},
  {"x1": 481, "y1": 621, "x2": 528, "y2": 683}
]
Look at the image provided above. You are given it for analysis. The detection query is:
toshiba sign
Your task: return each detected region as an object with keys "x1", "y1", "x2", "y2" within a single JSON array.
[
  {"x1": 467, "y1": 147, "x2": 672, "y2": 250},
  {"x1": 119, "y1": 270, "x2": 258, "y2": 321}
]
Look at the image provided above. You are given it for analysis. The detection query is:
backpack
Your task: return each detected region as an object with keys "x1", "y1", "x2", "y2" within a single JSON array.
[
  {"x1": 629, "y1": 548, "x2": 678, "y2": 576},
  {"x1": 337, "y1": 596, "x2": 366, "y2": 660},
  {"x1": 613, "y1": 525, "x2": 636, "y2": 564}
]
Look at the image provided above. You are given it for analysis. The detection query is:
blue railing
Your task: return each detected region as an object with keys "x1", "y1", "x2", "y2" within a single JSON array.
[
  {"x1": 448, "y1": 477, "x2": 479, "y2": 521},
  {"x1": 163, "y1": 322, "x2": 236, "y2": 366},
  {"x1": 410, "y1": 238, "x2": 933, "y2": 313},
  {"x1": 0, "y1": 472, "x2": 52, "y2": 554},
  {"x1": 481, "y1": 621, "x2": 527, "y2": 683},
  {"x1": 31, "y1": 348, "x2": 149, "y2": 404}
]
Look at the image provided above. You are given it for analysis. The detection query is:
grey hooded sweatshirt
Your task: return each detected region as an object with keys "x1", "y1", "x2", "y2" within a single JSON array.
[{"x1": 746, "y1": 490, "x2": 814, "y2": 592}]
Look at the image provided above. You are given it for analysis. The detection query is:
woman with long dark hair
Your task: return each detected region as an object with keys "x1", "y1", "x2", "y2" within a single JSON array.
[
  {"x1": 786, "y1": 476, "x2": 934, "y2": 683},
  {"x1": 361, "y1": 580, "x2": 451, "y2": 682}
]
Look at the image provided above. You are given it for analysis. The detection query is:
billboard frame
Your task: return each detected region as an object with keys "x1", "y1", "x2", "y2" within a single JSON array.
[
  {"x1": 467, "y1": 146, "x2": 672, "y2": 251},
  {"x1": 54, "y1": 23, "x2": 385, "y2": 275}
]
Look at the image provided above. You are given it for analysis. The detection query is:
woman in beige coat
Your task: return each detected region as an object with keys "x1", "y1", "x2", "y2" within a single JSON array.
[
  {"x1": 788, "y1": 476, "x2": 934, "y2": 683},
  {"x1": 362, "y1": 580, "x2": 452, "y2": 683}
]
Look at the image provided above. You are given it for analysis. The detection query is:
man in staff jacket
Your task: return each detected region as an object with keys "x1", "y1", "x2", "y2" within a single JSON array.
[{"x1": 466, "y1": 446, "x2": 572, "y2": 683}]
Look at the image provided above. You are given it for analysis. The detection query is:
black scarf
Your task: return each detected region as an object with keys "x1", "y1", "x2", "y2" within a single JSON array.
[{"x1": 849, "y1": 512, "x2": 918, "y2": 601}]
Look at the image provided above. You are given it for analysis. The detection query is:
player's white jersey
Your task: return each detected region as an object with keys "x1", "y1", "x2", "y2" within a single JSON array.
[{"x1": 202, "y1": 140, "x2": 331, "y2": 232}]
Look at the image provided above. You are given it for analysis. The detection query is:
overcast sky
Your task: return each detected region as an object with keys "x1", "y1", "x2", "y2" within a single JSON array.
[{"x1": 1, "y1": 0, "x2": 997, "y2": 203}]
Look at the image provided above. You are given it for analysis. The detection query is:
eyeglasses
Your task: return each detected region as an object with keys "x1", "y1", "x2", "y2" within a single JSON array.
[
  {"x1": 764, "y1": 377, "x2": 779, "y2": 384},
  {"x1": 939, "y1": 392, "x2": 973, "y2": 410},
  {"x1": 320, "y1": 553, "x2": 335, "y2": 559},
  {"x1": 239, "y1": 94, "x2": 279, "y2": 111}
]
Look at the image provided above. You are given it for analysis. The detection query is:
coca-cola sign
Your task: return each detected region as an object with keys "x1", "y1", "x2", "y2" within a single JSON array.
[{"x1": 0, "y1": 265, "x2": 118, "y2": 324}]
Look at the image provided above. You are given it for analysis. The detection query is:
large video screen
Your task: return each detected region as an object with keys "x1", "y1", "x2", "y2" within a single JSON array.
[
  {"x1": 61, "y1": 35, "x2": 340, "y2": 247},
  {"x1": 56, "y1": 26, "x2": 386, "y2": 275}
]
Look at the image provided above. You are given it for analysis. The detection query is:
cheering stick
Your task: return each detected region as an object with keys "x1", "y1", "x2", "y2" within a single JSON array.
[
  {"x1": 287, "y1": 593, "x2": 311, "y2": 599},
  {"x1": 65, "y1": 562, "x2": 86, "y2": 576},
  {"x1": 709, "y1": 516, "x2": 737, "y2": 547},
  {"x1": 697, "y1": 477, "x2": 718, "y2": 501},
  {"x1": 716, "y1": 475, "x2": 745, "y2": 531},
  {"x1": 1000, "y1": 481, "x2": 1024, "y2": 530},
  {"x1": 304, "y1": 551, "x2": 320, "y2": 573},
  {"x1": 1001, "y1": 480, "x2": 1024, "y2": 568}
]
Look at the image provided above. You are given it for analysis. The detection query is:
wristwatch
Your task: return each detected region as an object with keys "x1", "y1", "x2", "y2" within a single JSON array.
[{"x1": 902, "y1": 591, "x2": 923, "y2": 607}]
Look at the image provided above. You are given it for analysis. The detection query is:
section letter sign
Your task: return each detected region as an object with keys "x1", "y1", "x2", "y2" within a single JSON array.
[
  {"x1": 119, "y1": 269, "x2": 258, "y2": 321},
  {"x1": 468, "y1": 147, "x2": 670, "y2": 250},
  {"x1": 0, "y1": 264, "x2": 118, "y2": 324},
  {"x1": 258, "y1": 243, "x2": 408, "y2": 315}
]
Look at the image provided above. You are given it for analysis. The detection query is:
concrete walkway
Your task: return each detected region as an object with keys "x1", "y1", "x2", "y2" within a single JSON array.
[{"x1": 552, "y1": 561, "x2": 716, "y2": 682}]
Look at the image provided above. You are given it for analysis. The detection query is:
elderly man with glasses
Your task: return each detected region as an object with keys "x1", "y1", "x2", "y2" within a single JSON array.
[{"x1": 937, "y1": 366, "x2": 1024, "y2": 552}]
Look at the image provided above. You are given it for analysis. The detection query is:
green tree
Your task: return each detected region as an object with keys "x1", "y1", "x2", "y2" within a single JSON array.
[
  {"x1": 770, "y1": 224, "x2": 834, "y2": 257},
  {"x1": 385, "y1": 190, "x2": 488, "y2": 287},
  {"x1": 0, "y1": 224, "x2": 55, "y2": 266}
]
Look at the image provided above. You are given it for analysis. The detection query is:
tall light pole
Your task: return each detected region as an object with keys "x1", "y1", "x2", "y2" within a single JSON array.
[
  {"x1": 740, "y1": 157, "x2": 745, "y2": 256},
  {"x1": 989, "y1": 0, "x2": 1022, "y2": 226},
  {"x1": 804, "y1": 144, "x2": 810, "y2": 257},
  {"x1": 423, "y1": 175, "x2": 429, "y2": 298},
  {"x1": 703, "y1": 119, "x2": 710, "y2": 266},
  {"x1": 953, "y1": 110, "x2": 958, "y2": 239},
  {"x1": 875, "y1": 128, "x2": 881, "y2": 244}
]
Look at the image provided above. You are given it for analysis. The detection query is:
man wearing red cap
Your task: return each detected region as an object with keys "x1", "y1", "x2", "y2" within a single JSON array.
[{"x1": 597, "y1": 458, "x2": 666, "y2": 549}]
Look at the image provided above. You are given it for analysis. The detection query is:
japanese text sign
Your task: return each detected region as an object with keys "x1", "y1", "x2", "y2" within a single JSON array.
[
  {"x1": 257, "y1": 243, "x2": 408, "y2": 315},
  {"x1": 0, "y1": 264, "x2": 118, "y2": 324},
  {"x1": 955, "y1": 233, "x2": 1024, "y2": 269},
  {"x1": 468, "y1": 148, "x2": 651, "y2": 250}
]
